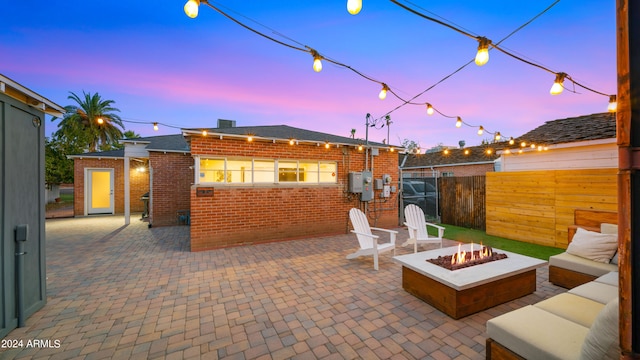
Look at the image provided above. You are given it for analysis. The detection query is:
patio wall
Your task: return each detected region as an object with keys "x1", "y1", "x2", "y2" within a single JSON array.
[
  {"x1": 486, "y1": 168, "x2": 617, "y2": 248},
  {"x1": 148, "y1": 152, "x2": 192, "y2": 226},
  {"x1": 189, "y1": 136, "x2": 398, "y2": 251}
]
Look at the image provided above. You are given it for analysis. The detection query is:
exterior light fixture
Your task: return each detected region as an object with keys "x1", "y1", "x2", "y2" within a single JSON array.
[
  {"x1": 310, "y1": 49, "x2": 323, "y2": 72},
  {"x1": 289, "y1": 139, "x2": 295, "y2": 145},
  {"x1": 455, "y1": 117, "x2": 462, "y2": 128},
  {"x1": 464, "y1": 149, "x2": 470, "y2": 155},
  {"x1": 475, "y1": 37, "x2": 491, "y2": 66},
  {"x1": 358, "y1": 144, "x2": 363, "y2": 151},
  {"x1": 494, "y1": 132, "x2": 501, "y2": 141},
  {"x1": 426, "y1": 103, "x2": 434, "y2": 115},
  {"x1": 184, "y1": 0, "x2": 200, "y2": 18},
  {"x1": 325, "y1": 142, "x2": 330, "y2": 149},
  {"x1": 520, "y1": 141, "x2": 526, "y2": 147},
  {"x1": 202, "y1": 130, "x2": 207, "y2": 136},
  {"x1": 443, "y1": 149, "x2": 449, "y2": 155},
  {"x1": 153, "y1": 122, "x2": 159, "y2": 131},
  {"x1": 538, "y1": 145, "x2": 543, "y2": 151},
  {"x1": 137, "y1": 166, "x2": 146, "y2": 173},
  {"x1": 477, "y1": 126, "x2": 484, "y2": 135},
  {"x1": 247, "y1": 136, "x2": 253, "y2": 142},
  {"x1": 96, "y1": 117, "x2": 104, "y2": 125},
  {"x1": 378, "y1": 83, "x2": 389, "y2": 100},
  {"x1": 550, "y1": 72, "x2": 567, "y2": 95},
  {"x1": 608, "y1": 95, "x2": 617, "y2": 112},
  {"x1": 530, "y1": 143, "x2": 536, "y2": 149},
  {"x1": 389, "y1": 147, "x2": 394, "y2": 152},
  {"x1": 486, "y1": 149, "x2": 493, "y2": 155},
  {"x1": 504, "y1": 149, "x2": 511, "y2": 154},
  {"x1": 347, "y1": 0, "x2": 362, "y2": 15},
  {"x1": 509, "y1": 137, "x2": 515, "y2": 145}
]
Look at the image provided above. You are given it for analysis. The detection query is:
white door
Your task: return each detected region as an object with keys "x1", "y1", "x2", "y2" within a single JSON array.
[{"x1": 87, "y1": 169, "x2": 114, "y2": 215}]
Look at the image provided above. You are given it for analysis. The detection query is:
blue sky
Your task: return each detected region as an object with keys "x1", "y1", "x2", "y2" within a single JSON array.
[{"x1": 2, "y1": 1, "x2": 615, "y2": 149}]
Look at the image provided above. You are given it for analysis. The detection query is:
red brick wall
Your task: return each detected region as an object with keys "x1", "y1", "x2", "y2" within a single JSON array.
[
  {"x1": 149, "y1": 152, "x2": 192, "y2": 226},
  {"x1": 189, "y1": 136, "x2": 399, "y2": 251},
  {"x1": 73, "y1": 158, "x2": 149, "y2": 215}
]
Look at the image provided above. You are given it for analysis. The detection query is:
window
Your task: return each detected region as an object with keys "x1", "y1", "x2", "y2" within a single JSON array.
[{"x1": 197, "y1": 157, "x2": 337, "y2": 185}]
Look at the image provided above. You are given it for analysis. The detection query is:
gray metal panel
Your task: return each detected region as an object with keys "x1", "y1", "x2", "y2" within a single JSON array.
[{"x1": 0, "y1": 96, "x2": 47, "y2": 338}]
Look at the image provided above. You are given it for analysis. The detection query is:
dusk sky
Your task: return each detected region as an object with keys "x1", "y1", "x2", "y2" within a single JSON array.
[{"x1": 3, "y1": 1, "x2": 615, "y2": 150}]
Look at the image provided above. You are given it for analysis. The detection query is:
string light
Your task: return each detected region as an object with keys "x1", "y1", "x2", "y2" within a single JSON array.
[
  {"x1": 153, "y1": 122, "x2": 159, "y2": 131},
  {"x1": 426, "y1": 103, "x2": 434, "y2": 115},
  {"x1": 379, "y1": 83, "x2": 389, "y2": 100},
  {"x1": 509, "y1": 137, "x2": 515, "y2": 145},
  {"x1": 443, "y1": 149, "x2": 449, "y2": 155},
  {"x1": 347, "y1": 0, "x2": 362, "y2": 15},
  {"x1": 96, "y1": 117, "x2": 104, "y2": 125},
  {"x1": 475, "y1": 37, "x2": 491, "y2": 66},
  {"x1": 477, "y1": 126, "x2": 484, "y2": 135},
  {"x1": 184, "y1": 0, "x2": 200, "y2": 18},
  {"x1": 550, "y1": 72, "x2": 567, "y2": 95},
  {"x1": 310, "y1": 49, "x2": 322, "y2": 73},
  {"x1": 494, "y1": 132, "x2": 501, "y2": 141},
  {"x1": 455, "y1": 117, "x2": 463, "y2": 128},
  {"x1": 608, "y1": 95, "x2": 617, "y2": 112}
]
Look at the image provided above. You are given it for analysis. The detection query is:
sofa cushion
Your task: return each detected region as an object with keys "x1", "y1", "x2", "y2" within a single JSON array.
[
  {"x1": 486, "y1": 305, "x2": 589, "y2": 360},
  {"x1": 533, "y1": 293, "x2": 604, "y2": 327},
  {"x1": 569, "y1": 281, "x2": 618, "y2": 304},
  {"x1": 594, "y1": 271, "x2": 618, "y2": 287},
  {"x1": 549, "y1": 252, "x2": 618, "y2": 277},
  {"x1": 580, "y1": 298, "x2": 619, "y2": 360},
  {"x1": 600, "y1": 223, "x2": 619, "y2": 264},
  {"x1": 566, "y1": 228, "x2": 617, "y2": 263}
]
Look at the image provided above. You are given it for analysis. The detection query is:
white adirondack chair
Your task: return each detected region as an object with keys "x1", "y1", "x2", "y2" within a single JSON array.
[
  {"x1": 347, "y1": 208, "x2": 397, "y2": 270},
  {"x1": 402, "y1": 204, "x2": 445, "y2": 253}
]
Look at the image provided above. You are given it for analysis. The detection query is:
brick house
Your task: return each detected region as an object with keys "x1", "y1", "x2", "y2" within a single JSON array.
[{"x1": 71, "y1": 124, "x2": 400, "y2": 251}]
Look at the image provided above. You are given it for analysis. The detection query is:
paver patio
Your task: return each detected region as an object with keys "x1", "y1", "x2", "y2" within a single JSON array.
[{"x1": 2, "y1": 216, "x2": 565, "y2": 359}]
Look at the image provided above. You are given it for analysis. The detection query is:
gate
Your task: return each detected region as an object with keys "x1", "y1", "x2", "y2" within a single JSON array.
[{"x1": 440, "y1": 176, "x2": 486, "y2": 230}]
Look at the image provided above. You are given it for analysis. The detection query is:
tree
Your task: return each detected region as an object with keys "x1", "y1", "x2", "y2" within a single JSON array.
[
  {"x1": 54, "y1": 91, "x2": 125, "y2": 152},
  {"x1": 400, "y1": 138, "x2": 421, "y2": 154}
]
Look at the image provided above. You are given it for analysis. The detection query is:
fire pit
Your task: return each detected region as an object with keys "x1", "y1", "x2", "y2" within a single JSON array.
[
  {"x1": 427, "y1": 243, "x2": 508, "y2": 270},
  {"x1": 393, "y1": 244, "x2": 546, "y2": 319}
]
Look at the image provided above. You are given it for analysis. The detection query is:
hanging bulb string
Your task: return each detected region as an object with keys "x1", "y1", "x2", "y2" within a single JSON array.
[
  {"x1": 391, "y1": 0, "x2": 612, "y2": 101},
  {"x1": 373, "y1": 0, "x2": 559, "y2": 123}
]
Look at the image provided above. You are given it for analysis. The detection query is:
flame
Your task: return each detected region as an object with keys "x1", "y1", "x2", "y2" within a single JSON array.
[{"x1": 451, "y1": 243, "x2": 492, "y2": 266}]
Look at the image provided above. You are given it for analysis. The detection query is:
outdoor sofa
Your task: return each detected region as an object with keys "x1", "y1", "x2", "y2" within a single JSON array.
[
  {"x1": 549, "y1": 209, "x2": 618, "y2": 289},
  {"x1": 486, "y1": 271, "x2": 619, "y2": 359}
]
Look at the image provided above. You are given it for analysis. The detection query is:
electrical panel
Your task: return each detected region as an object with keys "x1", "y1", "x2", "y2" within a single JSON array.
[
  {"x1": 348, "y1": 172, "x2": 363, "y2": 193},
  {"x1": 361, "y1": 171, "x2": 373, "y2": 201},
  {"x1": 374, "y1": 179, "x2": 383, "y2": 190},
  {"x1": 382, "y1": 185, "x2": 391, "y2": 198}
]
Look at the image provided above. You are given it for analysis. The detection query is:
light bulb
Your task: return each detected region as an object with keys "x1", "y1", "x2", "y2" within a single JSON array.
[
  {"x1": 313, "y1": 56, "x2": 322, "y2": 72},
  {"x1": 475, "y1": 37, "x2": 490, "y2": 66},
  {"x1": 358, "y1": 145, "x2": 363, "y2": 151},
  {"x1": 426, "y1": 103, "x2": 434, "y2": 115},
  {"x1": 347, "y1": 0, "x2": 362, "y2": 15},
  {"x1": 494, "y1": 132, "x2": 501, "y2": 141},
  {"x1": 455, "y1": 117, "x2": 462, "y2": 128},
  {"x1": 550, "y1": 72, "x2": 566, "y2": 95},
  {"x1": 608, "y1": 95, "x2": 617, "y2": 112},
  {"x1": 96, "y1": 117, "x2": 104, "y2": 125},
  {"x1": 378, "y1": 83, "x2": 389, "y2": 100},
  {"x1": 247, "y1": 136, "x2": 253, "y2": 142},
  {"x1": 289, "y1": 139, "x2": 295, "y2": 145},
  {"x1": 390, "y1": 147, "x2": 394, "y2": 152},
  {"x1": 325, "y1": 142, "x2": 330, "y2": 149},
  {"x1": 202, "y1": 130, "x2": 207, "y2": 136},
  {"x1": 477, "y1": 126, "x2": 484, "y2": 135},
  {"x1": 184, "y1": 0, "x2": 200, "y2": 18},
  {"x1": 509, "y1": 137, "x2": 515, "y2": 145},
  {"x1": 443, "y1": 149, "x2": 449, "y2": 155},
  {"x1": 153, "y1": 122, "x2": 158, "y2": 131}
]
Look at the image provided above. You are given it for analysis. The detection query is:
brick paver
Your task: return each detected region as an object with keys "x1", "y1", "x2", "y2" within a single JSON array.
[{"x1": 1, "y1": 216, "x2": 565, "y2": 359}]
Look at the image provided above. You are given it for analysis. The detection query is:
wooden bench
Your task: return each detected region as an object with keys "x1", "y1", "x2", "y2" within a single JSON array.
[{"x1": 548, "y1": 208, "x2": 618, "y2": 289}]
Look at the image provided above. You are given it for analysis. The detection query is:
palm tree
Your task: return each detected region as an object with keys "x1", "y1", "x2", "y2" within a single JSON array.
[{"x1": 55, "y1": 91, "x2": 125, "y2": 152}]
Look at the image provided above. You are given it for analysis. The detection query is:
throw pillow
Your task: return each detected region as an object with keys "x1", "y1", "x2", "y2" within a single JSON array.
[
  {"x1": 580, "y1": 298, "x2": 619, "y2": 360},
  {"x1": 567, "y1": 227, "x2": 617, "y2": 263},
  {"x1": 600, "y1": 223, "x2": 619, "y2": 265}
]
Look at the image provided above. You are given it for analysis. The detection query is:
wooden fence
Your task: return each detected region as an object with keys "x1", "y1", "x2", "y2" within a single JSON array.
[{"x1": 439, "y1": 176, "x2": 486, "y2": 230}]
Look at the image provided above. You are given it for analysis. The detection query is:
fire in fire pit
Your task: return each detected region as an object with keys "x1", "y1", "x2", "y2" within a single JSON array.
[{"x1": 427, "y1": 243, "x2": 508, "y2": 270}]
